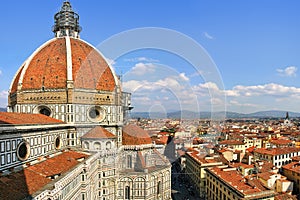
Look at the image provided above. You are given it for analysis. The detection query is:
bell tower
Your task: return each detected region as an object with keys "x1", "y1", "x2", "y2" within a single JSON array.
[{"x1": 52, "y1": 1, "x2": 82, "y2": 38}]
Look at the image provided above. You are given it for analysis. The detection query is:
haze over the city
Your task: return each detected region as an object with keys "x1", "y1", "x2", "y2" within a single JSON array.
[{"x1": 0, "y1": 0, "x2": 299, "y2": 113}]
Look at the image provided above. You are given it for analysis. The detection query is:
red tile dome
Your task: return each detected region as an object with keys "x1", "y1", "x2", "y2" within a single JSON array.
[{"x1": 10, "y1": 37, "x2": 117, "y2": 93}]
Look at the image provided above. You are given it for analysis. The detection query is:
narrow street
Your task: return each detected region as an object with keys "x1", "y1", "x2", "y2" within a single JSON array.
[{"x1": 171, "y1": 162, "x2": 204, "y2": 200}]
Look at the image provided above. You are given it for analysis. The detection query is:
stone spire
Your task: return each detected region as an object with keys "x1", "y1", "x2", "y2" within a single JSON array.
[
  {"x1": 52, "y1": 1, "x2": 82, "y2": 38},
  {"x1": 286, "y1": 111, "x2": 289, "y2": 120}
]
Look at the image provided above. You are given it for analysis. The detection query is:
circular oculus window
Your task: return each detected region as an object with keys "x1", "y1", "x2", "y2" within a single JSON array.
[
  {"x1": 88, "y1": 106, "x2": 105, "y2": 122},
  {"x1": 34, "y1": 105, "x2": 52, "y2": 117},
  {"x1": 55, "y1": 137, "x2": 62, "y2": 149},
  {"x1": 40, "y1": 107, "x2": 51, "y2": 116},
  {"x1": 17, "y1": 141, "x2": 30, "y2": 161}
]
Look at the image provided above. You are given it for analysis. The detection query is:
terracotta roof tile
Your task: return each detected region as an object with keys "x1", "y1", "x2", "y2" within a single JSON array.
[
  {"x1": 22, "y1": 38, "x2": 67, "y2": 90},
  {"x1": 291, "y1": 156, "x2": 300, "y2": 162},
  {"x1": 208, "y1": 167, "x2": 272, "y2": 196},
  {"x1": 270, "y1": 139, "x2": 293, "y2": 145},
  {"x1": 71, "y1": 39, "x2": 116, "y2": 91},
  {"x1": 153, "y1": 135, "x2": 168, "y2": 145},
  {"x1": 257, "y1": 171, "x2": 276, "y2": 181},
  {"x1": 82, "y1": 126, "x2": 116, "y2": 139},
  {"x1": 275, "y1": 193, "x2": 297, "y2": 200},
  {"x1": 254, "y1": 147, "x2": 300, "y2": 156},
  {"x1": 255, "y1": 161, "x2": 275, "y2": 173},
  {"x1": 0, "y1": 151, "x2": 89, "y2": 199},
  {"x1": 0, "y1": 112, "x2": 64, "y2": 125},
  {"x1": 282, "y1": 161, "x2": 300, "y2": 173},
  {"x1": 10, "y1": 38, "x2": 116, "y2": 93},
  {"x1": 122, "y1": 124, "x2": 152, "y2": 145}
]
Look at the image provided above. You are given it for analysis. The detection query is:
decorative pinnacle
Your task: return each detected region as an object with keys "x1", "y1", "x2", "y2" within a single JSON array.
[{"x1": 52, "y1": 1, "x2": 82, "y2": 38}]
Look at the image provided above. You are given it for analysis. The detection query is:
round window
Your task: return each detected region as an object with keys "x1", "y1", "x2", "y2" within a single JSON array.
[
  {"x1": 17, "y1": 141, "x2": 30, "y2": 161},
  {"x1": 40, "y1": 107, "x2": 51, "y2": 116},
  {"x1": 55, "y1": 137, "x2": 61, "y2": 149},
  {"x1": 34, "y1": 105, "x2": 52, "y2": 117},
  {"x1": 89, "y1": 108, "x2": 100, "y2": 119},
  {"x1": 88, "y1": 106, "x2": 105, "y2": 122}
]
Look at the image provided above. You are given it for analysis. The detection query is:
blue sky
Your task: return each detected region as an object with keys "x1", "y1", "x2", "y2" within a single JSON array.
[{"x1": 0, "y1": 1, "x2": 300, "y2": 113}]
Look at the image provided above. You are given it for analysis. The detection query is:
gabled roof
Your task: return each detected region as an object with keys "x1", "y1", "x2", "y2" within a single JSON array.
[
  {"x1": 122, "y1": 124, "x2": 152, "y2": 145},
  {"x1": 82, "y1": 126, "x2": 116, "y2": 139},
  {"x1": 0, "y1": 112, "x2": 64, "y2": 125}
]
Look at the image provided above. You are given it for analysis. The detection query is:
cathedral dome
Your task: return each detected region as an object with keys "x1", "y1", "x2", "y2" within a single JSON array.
[
  {"x1": 10, "y1": 1, "x2": 118, "y2": 95},
  {"x1": 10, "y1": 37, "x2": 117, "y2": 93},
  {"x1": 7, "y1": 1, "x2": 128, "y2": 129}
]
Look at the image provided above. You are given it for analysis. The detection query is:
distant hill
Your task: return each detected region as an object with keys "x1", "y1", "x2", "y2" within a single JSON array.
[
  {"x1": 245, "y1": 110, "x2": 300, "y2": 118},
  {"x1": 0, "y1": 107, "x2": 6, "y2": 112},
  {"x1": 130, "y1": 110, "x2": 300, "y2": 119}
]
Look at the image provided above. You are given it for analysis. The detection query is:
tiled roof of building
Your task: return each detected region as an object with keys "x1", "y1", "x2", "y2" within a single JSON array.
[
  {"x1": 208, "y1": 167, "x2": 272, "y2": 197},
  {"x1": 254, "y1": 147, "x2": 300, "y2": 156},
  {"x1": 291, "y1": 156, "x2": 300, "y2": 162},
  {"x1": 219, "y1": 140, "x2": 245, "y2": 145},
  {"x1": 153, "y1": 135, "x2": 168, "y2": 145},
  {"x1": 257, "y1": 171, "x2": 276, "y2": 181},
  {"x1": 255, "y1": 160, "x2": 276, "y2": 173},
  {"x1": 0, "y1": 112, "x2": 64, "y2": 125},
  {"x1": 82, "y1": 126, "x2": 116, "y2": 139},
  {"x1": 230, "y1": 162, "x2": 254, "y2": 169},
  {"x1": 270, "y1": 139, "x2": 293, "y2": 145},
  {"x1": 122, "y1": 124, "x2": 152, "y2": 145},
  {"x1": 275, "y1": 193, "x2": 297, "y2": 200},
  {"x1": 10, "y1": 37, "x2": 116, "y2": 93},
  {"x1": 246, "y1": 146, "x2": 256, "y2": 153},
  {"x1": 282, "y1": 162, "x2": 300, "y2": 173},
  {"x1": 0, "y1": 151, "x2": 89, "y2": 199},
  {"x1": 187, "y1": 150, "x2": 223, "y2": 165}
]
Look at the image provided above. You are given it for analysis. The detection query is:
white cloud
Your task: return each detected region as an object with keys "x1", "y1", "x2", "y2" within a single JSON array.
[
  {"x1": 179, "y1": 73, "x2": 189, "y2": 81},
  {"x1": 231, "y1": 83, "x2": 300, "y2": 97},
  {"x1": 203, "y1": 32, "x2": 214, "y2": 40},
  {"x1": 276, "y1": 66, "x2": 297, "y2": 77},
  {"x1": 124, "y1": 57, "x2": 159, "y2": 63},
  {"x1": 129, "y1": 63, "x2": 156, "y2": 76},
  {"x1": 0, "y1": 69, "x2": 2, "y2": 76},
  {"x1": 122, "y1": 74, "x2": 201, "y2": 112}
]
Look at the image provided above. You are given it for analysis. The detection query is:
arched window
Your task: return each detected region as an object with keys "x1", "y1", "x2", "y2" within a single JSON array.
[
  {"x1": 157, "y1": 181, "x2": 161, "y2": 195},
  {"x1": 125, "y1": 186, "x2": 130, "y2": 200},
  {"x1": 83, "y1": 141, "x2": 89, "y2": 149},
  {"x1": 94, "y1": 142, "x2": 101, "y2": 150},
  {"x1": 106, "y1": 141, "x2": 112, "y2": 150}
]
